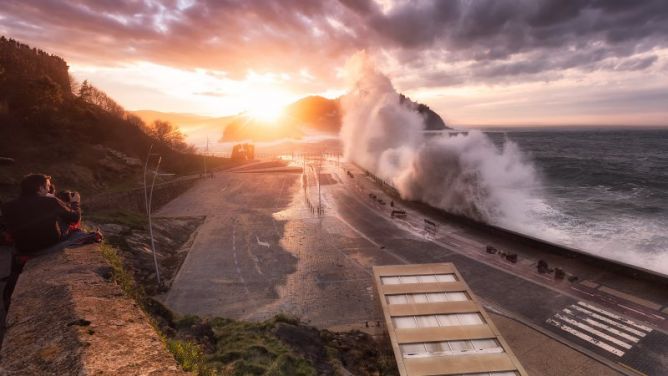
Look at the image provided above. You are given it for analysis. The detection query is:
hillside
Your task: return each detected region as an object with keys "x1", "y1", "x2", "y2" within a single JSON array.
[
  {"x1": 0, "y1": 37, "x2": 227, "y2": 201},
  {"x1": 221, "y1": 95, "x2": 449, "y2": 142},
  {"x1": 131, "y1": 110, "x2": 234, "y2": 148}
]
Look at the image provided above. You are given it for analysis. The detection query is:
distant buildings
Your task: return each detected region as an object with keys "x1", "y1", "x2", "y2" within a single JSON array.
[{"x1": 231, "y1": 143, "x2": 255, "y2": 161}]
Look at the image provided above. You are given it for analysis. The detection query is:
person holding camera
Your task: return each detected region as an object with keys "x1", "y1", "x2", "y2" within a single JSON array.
[
  {"x1": 1, "y1": 173, "x2": 81, "y2": 256},
  {"x1": 1, "y1": 174, "x2": 82, "y2": 313}
]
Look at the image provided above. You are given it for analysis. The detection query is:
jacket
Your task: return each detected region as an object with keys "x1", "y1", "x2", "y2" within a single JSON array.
[{"x1": 1, "y1": 194, "x2": 81, "y2": 255}]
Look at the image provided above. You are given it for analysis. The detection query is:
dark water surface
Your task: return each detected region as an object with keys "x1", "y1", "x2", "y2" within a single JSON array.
[{"x1": 487, "y1": 128, "x2": 668, "y2": 274}]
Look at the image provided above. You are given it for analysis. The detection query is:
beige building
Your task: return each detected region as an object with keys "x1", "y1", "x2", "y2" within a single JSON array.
[{"x1": 373, "y1": 263, "x2": 527, "y2": 376}]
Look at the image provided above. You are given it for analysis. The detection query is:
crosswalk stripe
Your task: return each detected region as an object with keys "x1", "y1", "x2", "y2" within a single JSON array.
[
  {"x1": 547, "y1": 301, "x2": 655, "y2": 358},
  {"x1": 563, "y1": 308, "x2": 640, "y2": 343},
  {"x1": 578, "y1": 301, "x2": 652, "y2": 332},
  {"x1": 554, "y1": 314, "x2": 632, "y2": 349},
  {"x1": 571, "y1": 305, "x2": 647, "y2": 337},
  {"x1": 546, "y1": 318, "x2": 626, "y2": 357}
]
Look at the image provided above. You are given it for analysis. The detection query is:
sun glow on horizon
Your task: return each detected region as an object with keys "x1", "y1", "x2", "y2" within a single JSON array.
[
  {"x1": 240, "y1": 88, "x2": 294, "y2": 124},
  {"x1": 69, "y1": 62, "x2": 308, "y2": 118},
  {"x1": 244, "y1": 101, "x2": 286, "y2": 123}
]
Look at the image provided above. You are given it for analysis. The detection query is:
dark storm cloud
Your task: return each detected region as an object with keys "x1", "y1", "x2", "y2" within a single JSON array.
[
  {"x1": 0, "y1": 0, "x2": 365, "y2": 80},
  {"x1": 364, "y1": 0, "x2": 668, "y2": 81},
  {"x1": 367, "y1": 0, "x2": 668, "y2": 53},
  {"x1": 1, "y1": 0, "x2": 666, "y2": 86}
]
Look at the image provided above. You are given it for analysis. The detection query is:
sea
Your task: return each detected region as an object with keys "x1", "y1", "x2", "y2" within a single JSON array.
[{"x1": 486, "y1": 128, "x2": 668, "y2": 276}]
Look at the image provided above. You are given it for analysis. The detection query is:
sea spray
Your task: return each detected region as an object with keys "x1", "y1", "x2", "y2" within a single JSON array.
[{"x1": 340, "y1": 52, "x2": 545, "y2": 229}]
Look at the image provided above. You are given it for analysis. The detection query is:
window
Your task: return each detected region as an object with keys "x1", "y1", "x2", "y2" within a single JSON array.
[
  {"x1": 418, "y1": 274, "x2": 438, "y2": 283},
  {"x1": 447, "y1": 292, "x2": 469, "y2": 301},
  {"x1": 416, "y1": 315, "x2": 439, "y2": 327},
  {"x1": 435, "y1": 273, "x2": 457, "y2": 282},
  {"x1": 385, "y1": 291, "x2": 470, "y2": 304},
  {"x1": 392, "y1": 313, "x2": 484, "y2": 328},
  {"x1": 401, "y1": 275, "x2": 420, "y2": 283},
  {"x1": 457, "y1": 313, "x2": 484, "y2": 325},
  {"x1": 400, "y1": 343, "x2": 427, "y2": 357},
  {"x1": 400, "y1": 338, "x2": 503, "y2": 358},
  {"x1": 387, "y1": 294, "x2": 408, "y2": 304},
  {"x1": 455, "y1": 372, "x2": 518, "y2": 376},
  {"x1": 381, "y1": 276, "x2": 401, "y2": 285},
  {"x1": 410, "y1": 293, "x2": 429, "y2": 303},
  {"x1": 381, "y1": 273, "x2": 457, "y2": 285},
  {"x1": 393, "y1": 316, "x2": 417, "y2": 329},
  {"x1": 448, "y1": 340, "x2": 474, "y2": 352}
]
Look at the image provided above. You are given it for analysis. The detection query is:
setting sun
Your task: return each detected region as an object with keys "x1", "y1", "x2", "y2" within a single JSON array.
[
  {"x1": 238, "y1": 87, "x2": 295, "y2": 124},
  {"x1": 245, "y1": 101, "x2": 286, "y2": 123}
]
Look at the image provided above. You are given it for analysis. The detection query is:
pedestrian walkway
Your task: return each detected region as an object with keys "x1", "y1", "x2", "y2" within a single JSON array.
[{"x1": 546, "y1": 301, "x2": 653, "y2": 358}]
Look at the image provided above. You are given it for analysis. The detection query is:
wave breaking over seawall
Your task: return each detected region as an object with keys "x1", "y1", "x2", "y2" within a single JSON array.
[
  {"x1": 338, "y1": 53, "x2": 668, "y2": 276},
  {"x1": 340, "y1": 52, "x2": 546, "y2": 232}
]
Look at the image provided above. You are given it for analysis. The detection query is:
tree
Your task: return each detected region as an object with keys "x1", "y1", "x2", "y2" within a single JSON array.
[
  {"x1": 76, "y1": 79, "x2": 125, "y2": 116},
  {"x1": 78, "y1": 79, "x2": 92, "y2": 102},
  {"x1": 150, "y1": 119, "x2": 192, "y2": 152},
  {"x1": 68, "y1": 73, "x2": 80, "y2": 96}
]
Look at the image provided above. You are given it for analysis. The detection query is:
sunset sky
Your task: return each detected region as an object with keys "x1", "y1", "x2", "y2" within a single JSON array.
[{"x1": 2, "y1": 0, "x2": 667, "y2": 126}]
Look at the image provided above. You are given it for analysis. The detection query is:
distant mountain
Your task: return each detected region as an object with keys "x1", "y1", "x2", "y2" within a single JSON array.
[
  {"x1": 398, "y1": 94, "x2": 448, "y2": 131},
  {"x1": 219, "y1": 95, "x2": 449, "y2": 142},
  {"x1": 283, "y1": 96, "x2": 342, "y2": 134}
]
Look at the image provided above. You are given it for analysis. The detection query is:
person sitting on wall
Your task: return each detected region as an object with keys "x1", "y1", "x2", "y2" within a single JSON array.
[
  {"x1": 1, "y1": 174, "x2": 84, "y2": 311},
  {"x1": 2, "y1": 174, "x2": 82, "y2": 256}
]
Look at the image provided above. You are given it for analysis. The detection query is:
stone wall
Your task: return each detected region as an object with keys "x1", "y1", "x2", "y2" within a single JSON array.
[
  {"x1": 0, "y1": 245, "x2": 185, "y2": 375},
  {"x1": 84, "y1": 176, "x2": 201, "y2": 213}
]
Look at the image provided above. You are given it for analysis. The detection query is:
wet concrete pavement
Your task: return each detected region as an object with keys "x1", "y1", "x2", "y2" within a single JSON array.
[{"x1": 158, "y1": 159, "x2": 668, "y2": 375}]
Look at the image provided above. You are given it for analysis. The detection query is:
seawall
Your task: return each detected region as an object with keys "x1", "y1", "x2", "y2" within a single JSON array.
[
  {"x1": 0, "y1": 245, "x2": 185, "y2": 374},
  {"x1": 0, "y1": 176, "x2": 207, "y2": 374}
]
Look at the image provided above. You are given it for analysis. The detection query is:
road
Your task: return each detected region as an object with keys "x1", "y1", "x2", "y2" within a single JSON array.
[{"x1": 158, "y1": 158, "x2": 668, "y2": 376}]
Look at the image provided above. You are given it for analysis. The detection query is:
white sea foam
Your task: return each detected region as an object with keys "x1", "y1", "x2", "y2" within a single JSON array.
[
  {"x1": 340, "y1": 52, "x2": 544, "y2": 231},
  {"x1": 338, "y1": 52, "x2": 668, "y2": 276}
]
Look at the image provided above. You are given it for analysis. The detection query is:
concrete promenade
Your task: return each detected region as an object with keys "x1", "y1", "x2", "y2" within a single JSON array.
[{"x1": 159, "y1": 159, "x2": 667, "y2": 375}]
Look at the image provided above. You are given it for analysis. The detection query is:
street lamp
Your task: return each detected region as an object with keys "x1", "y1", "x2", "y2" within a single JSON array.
[{"x1": 143, "y1": 145, "x2": 174, "y2": 288}]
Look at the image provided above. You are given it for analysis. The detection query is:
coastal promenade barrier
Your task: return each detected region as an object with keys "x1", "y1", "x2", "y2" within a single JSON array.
[
  {"x1": 355, "y1": 164, "x2": 667, "y2": 283},
  {"x1": 0, "y1": 245, "x2": 185, "y2": 374}
]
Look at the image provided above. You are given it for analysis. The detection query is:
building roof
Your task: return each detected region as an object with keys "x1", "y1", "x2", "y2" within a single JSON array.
[{"x1": 373, "y1": 263, "x2": 527, "y2": 376}]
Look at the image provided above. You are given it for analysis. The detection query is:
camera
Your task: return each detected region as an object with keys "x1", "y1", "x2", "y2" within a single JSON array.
[{"x1": 57, "y1": 190, "x2": 78, "y2": 203}]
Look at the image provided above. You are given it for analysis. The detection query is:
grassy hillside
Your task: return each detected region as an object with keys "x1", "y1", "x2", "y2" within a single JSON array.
[{"x1": 0, "y1": 37, "x2": 230, "y2": 201}]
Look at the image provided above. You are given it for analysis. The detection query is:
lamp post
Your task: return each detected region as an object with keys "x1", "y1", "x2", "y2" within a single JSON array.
[
  {"x1": 143, "y1": 144, "x2": 154, "y2": 218},
  {"x1": 147, "y1": 156, "x2": 162, "y2": 286},
  {"x1": 143, "y1": 145, "x2": 173, "y2": 288}
]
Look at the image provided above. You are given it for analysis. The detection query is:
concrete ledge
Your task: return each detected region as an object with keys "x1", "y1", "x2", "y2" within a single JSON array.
[{"x1": 0, "y1": 245, "x2": 185, "y2": 375}]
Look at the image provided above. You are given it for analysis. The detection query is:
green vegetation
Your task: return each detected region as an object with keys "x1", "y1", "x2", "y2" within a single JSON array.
[
  {"x1": 0, "y1": 36, "x2": 231, "y2": 200},
  {"x1": 96, "y1": 242, "x2": 397, "y2": 375},
  {"x1": 98, "y1": 242, "x2": 213, "y2": 374},
  {"x1": 205, "y1": 316, "x2": 316, "y2": 376},
  {"x1": 88, "y1": 209, "x2": 147, "y2": 230},
  {"x1": 167, "y1": 338, "x2": 212, "y2": 374},
  {"x1": 99, "y1": 242, "x2": 144, "y2": 302}
]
